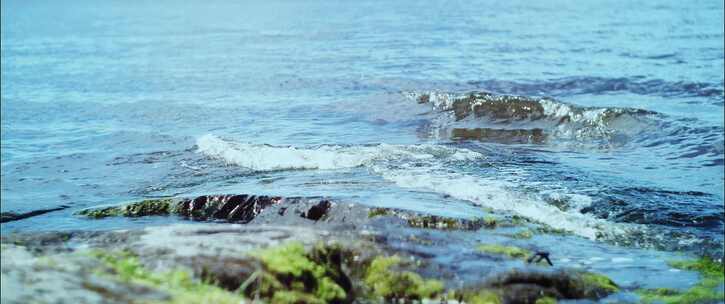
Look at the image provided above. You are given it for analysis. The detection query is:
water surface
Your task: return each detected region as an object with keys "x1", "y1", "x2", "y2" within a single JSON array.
[{"x1": 2, "y1": 0, "x2": 723, "y2": 260}]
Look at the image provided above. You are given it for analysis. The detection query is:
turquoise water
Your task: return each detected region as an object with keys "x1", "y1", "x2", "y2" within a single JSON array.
[{"x1": 1, "y1": 0, "x2": 723, "y2": 259}]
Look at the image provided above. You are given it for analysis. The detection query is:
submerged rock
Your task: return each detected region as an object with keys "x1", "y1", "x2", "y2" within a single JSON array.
[
  {"x1": 451, "y1": 127, "x2": 546, "y2": 144},
  {"x1": 0, "y1": 205, "x2": 70, "y2": 223},
  {"x1": 484, "y1": 269, "x2": 619, "y2": 302},
  {"x1": 477, "y1": 244, "x2": 531, "y2": 260},
  {"x1": 636, "y1": 257, "x2": 724, "y2": 304}
]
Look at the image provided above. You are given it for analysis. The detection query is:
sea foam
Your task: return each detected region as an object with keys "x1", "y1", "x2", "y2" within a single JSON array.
[{"x1": 197, "y1": 134, "x2": 635, "y2": 240}]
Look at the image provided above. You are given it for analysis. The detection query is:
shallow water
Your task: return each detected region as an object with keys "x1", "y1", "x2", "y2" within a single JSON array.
[{"x1": 1, "y1": 0, "x2": 723, "y2": 266}]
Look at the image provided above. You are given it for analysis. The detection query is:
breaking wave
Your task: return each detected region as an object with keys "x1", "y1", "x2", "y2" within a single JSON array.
[
  {"x1": 196, "y1": 134, "x2": 481, "y2": 171},
  {"x1": 197, "y1": 134, "x2": 642, "y2": 241},
  {"x1": 409, "y1": 91, "x2": 660, "y2": 143}
]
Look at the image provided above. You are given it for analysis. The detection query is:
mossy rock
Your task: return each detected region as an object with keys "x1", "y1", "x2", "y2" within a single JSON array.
[
  {"x1": 477, "y1": 244, "x2": 531, "y2": 260},
  {"x1": 487, "y1": 269, "x2": 619, "y2": 300},
  {"x1": 535, "y1": 296, "x2": 557, "y2": 304},
  {"x1": 406, "y1": 215, "x2": 498, "y2": 230},
  {"x1": 453, "y1": 289, "x2": 502, "y2": 304},
  {"x1": 91, "y1": 250, "x2": 246, "y2": 304},
  {"x1": 511, "y1": 229, "x2": 533, "y2": 239},
  {"x1": 364, "y1": 255, "x2": 444, "y2": 301},
  {"x1": 79, "y1": 199, "x2": 173, "y2": 218},
  {"x1": 368, "y1": 208, "x2": 393, "y2": 218},
  {"x1": 668, "y1": 257, "x2": 724, "y2": 281},
  {"x1": 576, "y1": 272, "x2": 619, "y2": 296},
  {"x1": 637, "y1": 257, "x2": 724, "y2": 304},
  {"x1": 251, "y1": 242, "x2": 352, "y2": 304}
]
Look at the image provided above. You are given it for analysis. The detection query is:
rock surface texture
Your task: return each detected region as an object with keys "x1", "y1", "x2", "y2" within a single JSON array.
[{"x1": 2, "y1": 193, "x2": 721, "y2": 303}]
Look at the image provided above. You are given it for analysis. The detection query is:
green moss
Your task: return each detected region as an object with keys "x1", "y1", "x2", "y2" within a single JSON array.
[
  {"x1": 580, "y1": 272, "x2": 619, "y2": 294},
  {"x1": 407, "y1": 215, "x2": 460, "y2": 229},
  {"x1": 78, "y1": 207, "x2": 124, "y2": 218},
  {"x1": 510, "y1": 215, "x2": 530, "y2": 225},
  {"x1": 272, "y1": 290, "x2": 326, "y2": 304},
  {"x1": 535, "y1": 296, "x2": 557, "y2": 304},
  {"x1": 477, "y1": 244, "x2": 530, "y2": 259},
  {"x1": 511, "y1": 229, "x2": 533, "y2": 239},
  {"x1": 368, "y1": 208, "x2": 393, "y2": 218},
  {"x1": 536, "y1": 225, "x2": 569, "y2": 235},
  {"x1": 480, "y1": 216, "x2": 498, "y2": 229},
  {"x1": 668, "y1": 257, "x2": 724, "y2": 280},
  {"x1": 637, "y1": 285, "x2": 724, "y2": 304},
  {"x1": 637, "y1": 257, "x2": 725, "y2": 304},
  {"x1": 92, "y1": 250, "x2": 245, "y2": 304},
  {"x1": 364, "y1": 255, "x2": 444, "y2": 301},
  {"x1": 79, "y1": 199, "x2": 173, "y2": 218},
  {"x1": 252, "y1": 242, "x2": 348, "y2": 303},
  {"x1": 464, "y1": 290, "x2": 502, "y2": 304},
  {"x1": 123, "y1": 199, "x2": 173, "y2": 217}
]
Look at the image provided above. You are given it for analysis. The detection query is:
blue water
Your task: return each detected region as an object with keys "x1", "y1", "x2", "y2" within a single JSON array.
[{"x1": 1, "y1": 0, "x2": 723, "y2": 258}]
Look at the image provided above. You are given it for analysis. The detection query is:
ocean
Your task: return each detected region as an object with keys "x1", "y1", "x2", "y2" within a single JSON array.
[{"x1": 2, "y1": 0, "x2": 723, "y2": 261}]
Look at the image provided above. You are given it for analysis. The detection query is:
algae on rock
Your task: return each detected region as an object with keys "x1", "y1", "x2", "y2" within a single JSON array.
[
  {"x1": 92, "y1": 250, "x2": 246, "y2": 304},
  {"x1": 79, "y1": 199, "x2": 173, "y2": 218},
  {"x1": 364, "y1": 255, "x2": 444, "y2": 301},
  {"x1": 477, "y1": 244, "x2": 531, "y2": 260},
  {"x1": 637, "y1": 257, "x2": 724, "y2": 304},
  {"x1": 251, "y1": 242, "x2": 352, "y2": 304}
]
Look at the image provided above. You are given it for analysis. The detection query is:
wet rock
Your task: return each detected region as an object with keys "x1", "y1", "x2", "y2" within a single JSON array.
[
  {"x1": 364, "y1": 255, "x2": 444, "y2": 301},
  {"x1": 477, "y1": 244, "x2": 531, "y2": 260},
  {"x1": 636, "y1": 257, "x2": 725, "y2": 304},
  {"x1": 368, "y1": 208, "x2": 498, "y2": 230},
  {"x1": 179, "y1": 255, "x2": 259, "y2": 291},
  {"x1": 78, "y1": 195, "x2": 283, "y2": 223},
  {"x1": 0, "y1": 205, "x2": 70, "y2": 223},
  {"x1": 452, "y1": 93, "x2": 547, "y2": 121},
  {"x1": 0, "y1": 244, "x2": 169, "y2": 304},
  {"x1": 78, "y1": 198, "x2": 174, "y2": 218},
  {"x1": 451, "y1": 128, "x2": 546, "y2": 144},
  {"x1": 485, "y1": 269, "x2": 619, "y2": 300},
  {"x1": 0, "y1": 218, "x2": 634, "y2": 304},
  {"x1": 302, "y1": 200, "x2": 332, "y2": 221}
]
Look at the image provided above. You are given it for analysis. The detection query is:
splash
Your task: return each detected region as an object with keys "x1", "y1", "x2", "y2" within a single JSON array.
[
  {"x1": 409, "y1": 91, "x2": 660, "y2": 142},
  {"x1": 197, "y1": 134, "x2": 637, "y2": 240}
]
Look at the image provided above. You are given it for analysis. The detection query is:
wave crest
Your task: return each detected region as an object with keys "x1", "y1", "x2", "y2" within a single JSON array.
[
  {"x1": 196, "y1": 134, "x2": 482, "y2": 172},
  {"x1": 196, "y1": 134, "x2": 642, "y2": 241},
  {"x1": 410, "y1": 91, "x2": 659, "y2": 142}
]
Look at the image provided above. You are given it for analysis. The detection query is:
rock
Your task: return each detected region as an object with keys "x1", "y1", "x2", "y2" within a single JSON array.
[
  {"x1": 451, "y1": 93, "x2": 547, "y2": 121},
  {"x1": 477, "y1": 244, "x2": 531, "y2": 260},
  {"x1": 302, "y1": 200, "x2": 332, "y2": 221},
  {"x1": 0, "y1": 244, "x2": 169, "y2": 304},
  {"x1": 485, "y1": 269, "x2": 619, "y2": 300},
  {"x1": 22, "y1": 193, "x2": 643, "y2": 303},
  {"x1": 364, "y1": 255, "x2": 444, "y2": 301},
  {"x1": 77, "y1": 195, "x2": 284, "y2": 223},
  {"x1": 450, "y1": 128, "x2": 546, "y2": 144},
  {"x1": 0, "y1": 205, "x2": 70, "y2": 223}
]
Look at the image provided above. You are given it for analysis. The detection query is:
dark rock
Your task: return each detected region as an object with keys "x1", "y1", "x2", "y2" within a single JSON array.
[
  {"x1": 486, "y1": 269, "x2": 619, "y2": 300},
  {"x1": 452, "y1": 93, "x2": 546, "y2": 121},
  {"x1": 303, "y1": 200, "x2": 332, "y2": 221},
  {"x1": 181, "y1": 255, "x2": 259, "y2": 291},
  {"x1": 1, "y1": 205, "x2": 70, "y2": 223}
]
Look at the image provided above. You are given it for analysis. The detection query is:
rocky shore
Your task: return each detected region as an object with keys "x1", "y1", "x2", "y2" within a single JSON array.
[{"x1": 2, "y1": 194, "x2": 723, "y2": 303}]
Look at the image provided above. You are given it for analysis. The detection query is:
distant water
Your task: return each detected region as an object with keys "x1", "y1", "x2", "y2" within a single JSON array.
[{"x1": 1, "y1": 0, "x2": 723, "y2": 257}]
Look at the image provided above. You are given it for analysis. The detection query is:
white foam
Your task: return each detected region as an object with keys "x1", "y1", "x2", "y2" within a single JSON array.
[
  {"x1": 197, "y1": 134, "x2": 634, "y2": 240},
  {"x1": 196, "y1": 134, "x2": 482, "y2": 171},
  {"x1": 373, "y1": 164, "x2": 615, "y2": 239}
]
